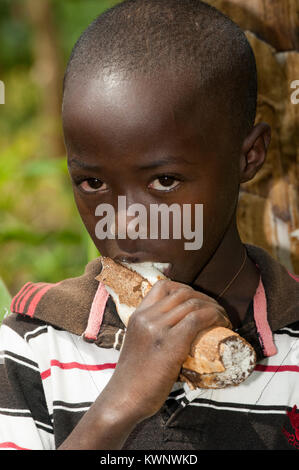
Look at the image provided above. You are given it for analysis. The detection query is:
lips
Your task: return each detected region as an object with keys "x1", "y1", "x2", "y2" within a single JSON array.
[
  {"x1": 112, "y1": 254, "x2": 172, "y2": 278},
  {"x1": 113, "y1": 255, "x2": 142, "y2": 264}
]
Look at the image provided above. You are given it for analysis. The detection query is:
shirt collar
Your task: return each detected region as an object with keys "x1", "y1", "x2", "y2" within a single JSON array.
[{"x1": 10, "y1": 243, "x2": 299, "y2": 359}]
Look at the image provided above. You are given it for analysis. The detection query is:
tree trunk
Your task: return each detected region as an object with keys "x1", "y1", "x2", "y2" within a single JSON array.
[
  {"x1": 206, "y1": 0, "x2": 299, "y2": 51},
  {"x1": 25, "y1": 0, "x2": 65, "y2": 157},
  {"x1": 206, "y1": 0, "x2": 299, "y2": 274}
]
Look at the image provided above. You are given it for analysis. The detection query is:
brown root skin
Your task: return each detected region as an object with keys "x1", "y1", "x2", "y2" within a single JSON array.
[
  {"x1": 179, "y1": 367, "x2": 243, "y2": 390},
  {"x1": 96, "y1": 257, "x2": 150, "y2": 309},
  {"x1": 179, "y1": 335, "x2": 257, "y2": 390}
]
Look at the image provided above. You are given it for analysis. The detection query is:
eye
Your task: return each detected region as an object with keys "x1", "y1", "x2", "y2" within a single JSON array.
[
  {"x1": 148, "y1": 175, "x2": 181, "y2": 192},
  {"x1": 78, "y1": 178, "x2": 107, "y2": 193}
]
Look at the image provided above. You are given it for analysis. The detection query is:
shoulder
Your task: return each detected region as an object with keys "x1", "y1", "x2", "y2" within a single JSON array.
[
  {"x1": 8, "y1": 259, "x2": 103, "y2": 336},
  {"x1": 0, "y1": 313, "x2": 53, "y2": 366},
  {"x1": 0, "y1": 312, "x2": 63, "y2": 356},
  {"x1": 1, "y1": 312, "x2": 49, "y2": 340}
]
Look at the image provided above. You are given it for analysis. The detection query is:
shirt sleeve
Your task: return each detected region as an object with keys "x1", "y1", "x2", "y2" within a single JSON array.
[{"x1": 0, "y1": 321, "x2": 55, "y2": 450}]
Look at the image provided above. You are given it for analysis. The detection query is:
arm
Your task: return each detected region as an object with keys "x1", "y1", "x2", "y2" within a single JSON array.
[{"x1": 58, "y1": 389, "x2": 140, "y2": 450}]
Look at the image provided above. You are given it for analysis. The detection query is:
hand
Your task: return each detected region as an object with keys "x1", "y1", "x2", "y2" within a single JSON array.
[{"x1": 101, "y1": 279, "x2": 230, "y2": 422}]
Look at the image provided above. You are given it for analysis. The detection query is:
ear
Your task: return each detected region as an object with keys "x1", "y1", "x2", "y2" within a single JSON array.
[{"x1": 239, "y1": 122, "x2": 271, "y2": 183}]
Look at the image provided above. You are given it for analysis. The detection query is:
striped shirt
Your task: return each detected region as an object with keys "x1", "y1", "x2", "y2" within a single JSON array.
[
  {"x1": 0, "y1": 244, "x2": 298, "y2": 450},
  {"x1": 0, "y1": 315, "x2": 119, "y2": 450}
]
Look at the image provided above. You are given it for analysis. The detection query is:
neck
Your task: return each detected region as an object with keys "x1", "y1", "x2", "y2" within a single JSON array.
[{"x1": 192, "y1": 217, "x2": 260, "y2": 329}]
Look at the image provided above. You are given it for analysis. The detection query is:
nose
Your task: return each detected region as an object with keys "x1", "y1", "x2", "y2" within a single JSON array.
[
  {"x1": 111, "y1": 194, "x2": 148, "y2": 247},
  {"x1": 99, "y1": 194, "x2": 162, "y2": 258},
  {"x1": 113, "y1": 253, "x2": 156, "y2": 264}
]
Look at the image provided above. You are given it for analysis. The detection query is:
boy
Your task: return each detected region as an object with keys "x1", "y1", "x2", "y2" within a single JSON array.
[{"x1": 0, "y1": 0, "x2": 298, "y2": 450}]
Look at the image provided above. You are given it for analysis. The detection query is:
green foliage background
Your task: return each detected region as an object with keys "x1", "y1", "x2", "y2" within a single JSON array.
[{"x1": 0, "y1": 0, "x2": 120, "y2": 302}]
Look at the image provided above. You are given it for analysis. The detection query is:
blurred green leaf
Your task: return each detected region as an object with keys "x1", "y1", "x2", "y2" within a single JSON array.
[
  {"x1": 0, "y1": 225, "x2": 81, "y2": 244},
  {"x1": 0, "y1": 278, "x2": 11, "y2": 323},
  {"x1": 0, "y1": 0, "x2": 117, "y2": 295}
]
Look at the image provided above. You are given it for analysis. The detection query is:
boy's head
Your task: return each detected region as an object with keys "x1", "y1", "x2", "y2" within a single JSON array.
[
  {"x1": 62, "y1": 0, "x2": 271, "y2": 285},
  {"x1": 63, "y1": 0, "x2": 257, "y2": 143}
]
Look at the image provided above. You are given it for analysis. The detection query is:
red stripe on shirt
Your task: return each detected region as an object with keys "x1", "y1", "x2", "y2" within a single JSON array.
[
  {"x1": 255, "y1": 364, "x2": 299, "y2": 372},
  {"x1": 40, "y1": 368, "x2": 51, "y2": 380},
  {"x1": 17, "y1": 283, "x2": 47, "y2": 315},
  {"x1": 288, "y1": 271, "x2": 299, "y2": 282},
  {"x1": 11, "y1": 282, "x2": 33, "y2": 312},
  {"x1": 40, "y1": 360, "x2": 117, "y2": 380},
  {"x1": 26, "y1": 283, "x2": 56, "y2": 318},
  {"x1": 0, "y1": 441, "x2": 30, "y2": 450}
]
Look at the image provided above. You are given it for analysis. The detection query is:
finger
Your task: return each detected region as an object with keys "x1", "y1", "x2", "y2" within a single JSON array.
[
  {"x1": 168, "y1": 306, "x2": 223, "y2": 345},
  {"x1": 138, "y1": 279, "x2": 192, "y2": 309},
  {"x1": 161, "y1": 300, "x2": 229, "y2": 329},
  {"x1": 143, "y1": 286, "x2": 201, "y2": 318},
  {"x1": 140, "y1": 279, "x2": 218, "y2": 310}
]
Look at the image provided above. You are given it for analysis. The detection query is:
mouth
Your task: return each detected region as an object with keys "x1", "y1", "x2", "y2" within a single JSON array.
[
  {"x1": 153, "y1": 262, "x2": 172, "y2": 278},
  {"x1": 112, "y1": 255, "x2": 172, "y2": 278}
]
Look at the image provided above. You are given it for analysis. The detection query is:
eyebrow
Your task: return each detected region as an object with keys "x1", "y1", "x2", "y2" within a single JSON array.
[
  {"x1": 68, "y1": 158, "x2": 101, "y2": 171},
  {"x1": 68, "y1": 155, "x2": 194, "y2": 171},
  {"x1": 137, "y1": 155, "x2": 194, "y2": 170}
]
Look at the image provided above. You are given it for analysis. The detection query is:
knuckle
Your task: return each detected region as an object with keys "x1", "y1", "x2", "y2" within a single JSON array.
[
  {"x1": 201, "y1": 305, "x2": 230, "y2": 327},
  {"x1": 186, "y1": 305, "x2": 216, "y2": 328},
  {"x1": 145, "y1": 322, "x2": 165, "y2": 348},
  {"x1": 184, "y1": 297, "x2": 202, "y2": 308},
  {"x1": 209, "y1": 306, "x2": 221, "y2": 321},
  {"x1": 216, "y1": 306, "x2": 231, "y2": 327},
  {"x1": 184, "y1": 309, "x2": 202, "y2": 329},
  {"x1": 170, "y1": 287, "x2": 191, "y2": 299},
  {"x1": 154, "y1": 279, "x2": 171, "y2": 291},
  {"x1": 158, "y1": 279, "x2": 171, "y2": 287},
  {"x1": 129, "y1": 310, "x2": 147, "y2": 328},
  {"x1": 131, "y1": 311, "x2": 158, "y2": 335},
  {"x1": 205, "y1": 304, "x2": 219, "y2": 317},
  {"x1": 146, "y1": 321, "x2": 159, "y2": 336}
]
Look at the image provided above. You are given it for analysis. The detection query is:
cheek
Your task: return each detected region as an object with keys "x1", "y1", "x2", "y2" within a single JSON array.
[
  {"x1": 184, "y1": 164, "x2": 239, "y2": 249},
  {"x1": 201, "y1": 175, "x2": 239, "y2": 242},
  {"x1": 73, "y1": 192, "x2": 99, "y2": 238}
]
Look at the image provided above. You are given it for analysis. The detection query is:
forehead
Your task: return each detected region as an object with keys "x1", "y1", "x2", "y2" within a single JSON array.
[{"x1": 62, "y1": 72, "x2": 229, "y2": 160}]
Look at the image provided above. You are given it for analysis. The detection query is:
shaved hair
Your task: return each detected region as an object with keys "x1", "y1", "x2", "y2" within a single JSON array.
[{"x1": 63, "y1": 0, "x2": 257, "y2": 145}]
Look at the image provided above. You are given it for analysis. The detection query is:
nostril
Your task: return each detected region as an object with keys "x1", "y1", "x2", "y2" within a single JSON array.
[{"x1": 113, "y1": 255, "x2": 141, "y2": 263}]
